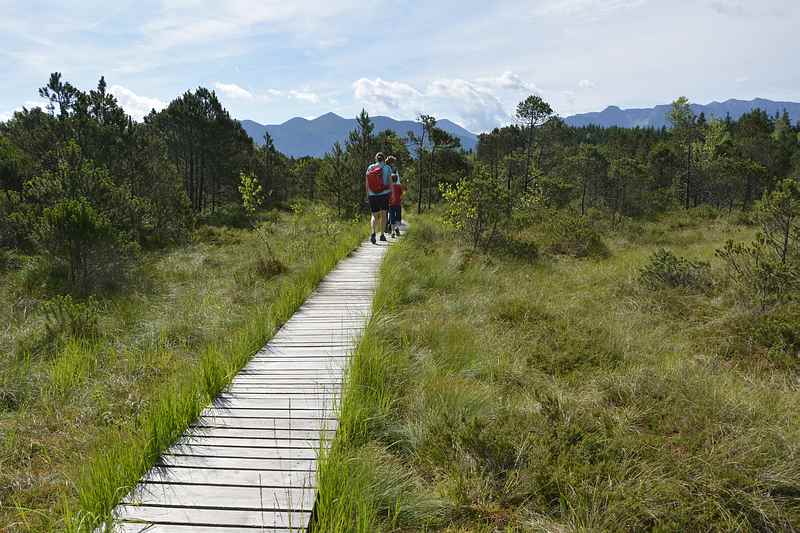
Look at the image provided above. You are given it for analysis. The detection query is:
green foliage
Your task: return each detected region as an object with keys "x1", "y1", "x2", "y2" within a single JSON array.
[
  {"x1": 757, "y1": 177, "x2": 800, "y2": 264},
  {"x1": 440, "y1": 165, "x2": 508, "y2": 249},
  {"x1": 31, "y1": 145, "x2": 141, "y2": 294},
  {"x1": 237, "y1": 170, "x2": 263, "y2": 218},
  {"x1": 639, "y1": 248, "x2": 712, "y2": 290},
  {"x1": 543, "y1": 209, "x2": 609, "y2": 258},
  {"x1": 716, "y1": 239, "x2": 799, "y2": 309},
  {"x1": 0, "y1": 188, "x2": 37, "y2": 249},
  {"x1": 750, "y1": 304, "x2": 800, "y2": 367},
  {"x1": 41, "y1": 294, "x2": 100, "y2": 341},
  {"x1": 717, "y1": 179, "x2": 800, "y2": 308}
]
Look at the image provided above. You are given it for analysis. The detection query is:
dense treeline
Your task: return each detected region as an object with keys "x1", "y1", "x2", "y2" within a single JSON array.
[
  {"x1": 3, "y1": 75, "x2": 800, "y2": 295},
  {"x1": 475, "y1": 95, "x2": 800, "y2": 218}
]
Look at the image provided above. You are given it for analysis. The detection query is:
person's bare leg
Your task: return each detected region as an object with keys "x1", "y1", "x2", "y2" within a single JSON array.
[
  {"x1": 380, "y1": 210, "x2": 387, "y2": 236},
  {"x1": 371, "y1": 211, "x2": 377, "y2": 234}
]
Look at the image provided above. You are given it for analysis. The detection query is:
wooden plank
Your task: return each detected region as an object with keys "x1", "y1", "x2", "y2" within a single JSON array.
[
  {"x1": 168, "y1": 444, "x2": 318, "y2": 459},
  {"x1": 113, "y1": 523, "x2": 295, "y2": 533},
  {"x1": 185, "y1": 427, "x2": 334, "y2": 440},
  {"x1": 224, "y1": 386, "x2": 341, "y2": 393},
  {"x1": 123, "y1": 483, "x2": 316, "y2": 511},
  {"x1": 142, "y1": 466, "x2": 316, "y2": 487},
  {"x1": 211, "y1": 397, "x2": 335, "y2": 409},
  {"x1": 159, "y1": 455, "x2": 315, "y2": 471},
  {"x1": 193, "y1": 417, "x2": 338, "y2": 430},
  {"x1": 175, "y1": 436, "x2": 327, "y2": 450},
  {"x1": 200, "y1": 408, "x2": 336, "y2": 420},
  {"x1": 115, "y1": 505, "x2": 311, "y2": 529}
]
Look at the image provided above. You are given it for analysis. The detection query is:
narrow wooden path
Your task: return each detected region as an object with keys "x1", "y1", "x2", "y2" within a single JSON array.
[{"x1": 113, "y1": 238, "x2": 391, "y2": 532}]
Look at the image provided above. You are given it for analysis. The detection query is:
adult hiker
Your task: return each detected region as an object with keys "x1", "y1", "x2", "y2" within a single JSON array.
[{"x1": 365, "y1": 152, "x2": 392, "y2": 244}]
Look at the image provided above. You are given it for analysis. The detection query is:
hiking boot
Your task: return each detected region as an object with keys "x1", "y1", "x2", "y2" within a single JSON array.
[
  {"x1": 370, "y1": 233, "x2": 377, "y2": 245},
  {"x1": 395, "y1": 229, "x2": 401, "y2": 237},
  {"x1": 379, "y1": 234, "x2": 387, "y2": 242}
]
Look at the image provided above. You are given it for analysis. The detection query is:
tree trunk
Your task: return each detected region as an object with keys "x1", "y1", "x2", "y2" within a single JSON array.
[
  {"x1": 685, "y1": 142, "x2": 691, "y2": 210},
  {"x1": 523, "y1": 122, "x2": 534, "y2": 192},
  {"x1": 581, "y1": 180, "x2": 587, "y2": 215}
]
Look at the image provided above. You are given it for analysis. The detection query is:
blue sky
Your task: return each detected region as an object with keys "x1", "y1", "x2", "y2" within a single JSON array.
[{"x1": 1, "y1": 0, "x2": 799, "y2": 132}]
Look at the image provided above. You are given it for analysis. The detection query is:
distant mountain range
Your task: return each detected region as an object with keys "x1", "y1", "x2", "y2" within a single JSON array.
[
  {"x1": 241, "y1": 99, "x2": 800, "y2": 157},
  {"x1": 241, "y1": 112, "x2": 478, "y2": 158},
  {"x1": 564, "y1": 98, "x2": 800, "y2": 129}
]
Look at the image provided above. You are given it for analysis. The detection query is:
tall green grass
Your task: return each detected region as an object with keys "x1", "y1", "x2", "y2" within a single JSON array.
[
  {"x1": 67, "y1": 222, "x2": 365, "y2": 530},
  {"x1": 313, "y1": 214, "x2": 800, "y2": 532}
]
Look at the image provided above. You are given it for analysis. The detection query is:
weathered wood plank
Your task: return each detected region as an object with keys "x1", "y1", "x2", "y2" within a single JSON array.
[
  {"x1": 184, "y1": 427, "x2": 334, "y2": 440},
  {"x1": 193, "y1": 417, "x2": 338, "y2": 431},
  {"x1": 115, "y1": 505, "x2": 311, "y2": 529},
  {"x1": 113, "y1": 523, "x2": 295, "y2": 533},
  {"x1": 142, "y1": 466, "x2": 316, "y2": 487},
  {"x1": 123, "y1": 483, "x2": 316, "y2": 510},
  {"x1": 175, "y1": 436, "x2": 327, "y2": 450},
  {"x1": 158, "y1": 455, "x2": 315, "y2": 471},
  {"x1": 167, "y1": 444, "x2": 318, "y2": 460}
]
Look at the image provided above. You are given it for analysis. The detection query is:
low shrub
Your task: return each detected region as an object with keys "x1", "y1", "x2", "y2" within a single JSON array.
[
  {"x1": 42, "y1": 294, "x2": 101, "y2": 341},
  {"x1": 441, "y1": 165, "x2": 509, "y2": 249},
  {"x1": 716, "y1": 240, "x2": 800, "y2": 309},
  {"x1": 750, "y1": 304, "x2": 800, "y2": 368},
  {"x1": 197, "y1": 203, "x2": 251, "y2": 228},
  {"x1": 0, "y1": 248, "x2": 23, "y2": 272},
  {"x1": 639, "y1": 248, "x2": 712, "y2": 290},
  {"x1": 542, "y1": 210, "x2": 609, "y2": 258}
]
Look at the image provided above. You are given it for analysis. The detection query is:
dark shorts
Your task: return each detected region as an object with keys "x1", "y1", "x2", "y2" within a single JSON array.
[
  {"x1": 389, "y1": 205, "x2": 402, "y2": 224},
  {"x1": 368, "y1": 194, "x2": 389, "y2": 213}
]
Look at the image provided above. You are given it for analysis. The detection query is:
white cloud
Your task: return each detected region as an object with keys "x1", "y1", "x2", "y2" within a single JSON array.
[
  {"x1": 352, "y1": 75, "x2": 517, "y2": 132},
  {"x1": 532, "y1": 0, "x2": 647, "y2": 17},
  {"x1": 108, "y1": 85, "x2": 166, "y2": 121},
  {"x1": 0, "y1": 100, "x2": 45, "y2": 121},
  {"x1": 140, "y1": 1, "x2": 362, "y2": 51},
  {"x1": 478, "y1": 71, "x2": 537, "y2": 93},
  {"x1": 426, "y1": 78, "x2": 511, "y2": 132},
  {"x1": 289, "y1": 90, "x2": 321, "y2": 104},
  {"x1": 735, "y1": 75, "x2": 749, "y2": 83},
  {"x1": 214, "y1": 81, "x2": 254, "y2": 100},
  {"x1": 708, "y1": 0, "x2": 794, "y2": 16},
  {"x1": 708, "y1": 0, "x2": 745, "y2": 15},
  {"x1": 578, "y1": 79, "x2": 596, "y2": 89},
  {"x1": 352, "y1": 78, "x2": 423, "y2": 113}
]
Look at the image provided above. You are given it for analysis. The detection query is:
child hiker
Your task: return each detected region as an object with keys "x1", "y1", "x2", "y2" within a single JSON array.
[
  {"x1": 388, "y1": 164, "x2": 405, "y2": 238},
  {"x1": 384, "y1": 156, "x2": 400, "y2": 235}
]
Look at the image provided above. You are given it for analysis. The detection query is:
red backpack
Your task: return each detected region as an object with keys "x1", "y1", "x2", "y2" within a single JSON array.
[{"x1": 366, "y1": 164, "x2": 386, "y2": 193}]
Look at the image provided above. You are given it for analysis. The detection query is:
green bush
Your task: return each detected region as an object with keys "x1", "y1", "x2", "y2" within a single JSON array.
[
  {"x1": 542, "y1": 209, "x2": 609, "y2": 258},
  {"x1": 38, "y1": 197, "x2": 139, "y2": 294},
  {"x1": 42, "y1": 294, "x2": 101, "y2": 341},
  {"x1": 0, "y1": 189, "x2": 37, "y2": 249},
  {"x1": 639, "y1": 248, "x2": 712, "y2": 290},
  {"x1": 440, "y1": 165, "x2": 509, "y2": 249},
  {"x1": 751, "y1": 305, "x2": 800, "y2": 366},
  {"x1": 197, "y1": 203, "x2": 251, "y2": 228},
  {"x1": 717, "y1": 240, "x2": 800, "y2": 308}
]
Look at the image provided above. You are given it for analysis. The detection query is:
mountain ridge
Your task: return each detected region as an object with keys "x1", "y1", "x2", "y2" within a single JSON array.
[
  {"x1": 564, "y1": 98, "x2": 800, "y2": 129},
  {"x1": 240, "y1": 113, "x2": 478, "y2": 158},
  {"x1": 241, "y1": 98, "x2": 800, "y2": 157}
]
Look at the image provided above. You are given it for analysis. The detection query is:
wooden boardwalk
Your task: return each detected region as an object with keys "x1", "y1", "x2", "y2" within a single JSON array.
[{"x1": 112, "y1": 239, "x2": 390, "y2": 532}]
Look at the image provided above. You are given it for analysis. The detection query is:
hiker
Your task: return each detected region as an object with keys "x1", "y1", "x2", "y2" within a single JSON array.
[
  {"x1": 385, "y1": 156, "x2": 400, "y2": 235},
  {"x1": 388, "y1": 167, "x2": 405, "y2": 238},
  {"x1": 365, "y1": 152, "x2": 392, "y2": 244}
]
